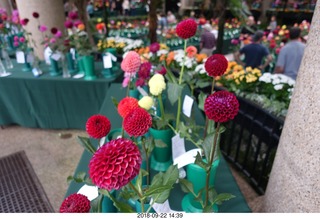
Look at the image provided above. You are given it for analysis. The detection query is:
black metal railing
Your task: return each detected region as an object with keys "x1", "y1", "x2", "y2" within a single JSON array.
[{"x1": 220, "y1": 94, "x2": 284, "y2": 195}]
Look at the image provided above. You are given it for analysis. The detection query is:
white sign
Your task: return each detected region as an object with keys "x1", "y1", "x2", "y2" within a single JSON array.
[
  {"x1": 182, "y1": 95, "x2": 194, "y2": 117},
  {"x1": 103, "y1": 54, "x2": 112, "y2": 68},
  {"x1": 77, "y1": 185, "x2": 98, "y2": 201},
  {"x1": 173, "y1": 148, "x2": 202, "y2": 169},
  {"x1": 16, "y1": 51, "x2": 25, "y2": 63}
]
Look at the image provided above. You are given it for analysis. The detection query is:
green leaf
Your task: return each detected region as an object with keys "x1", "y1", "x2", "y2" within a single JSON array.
[
  {"x1": 203, "y1": 205, "x2": 215, "y2": 213},
  {"x1": 195, "y1": 81, "x2": 211, "y2": 89},
  {"x1": 194, "y1": 152, "x2": 209, "y2": 171},
  {"x1": 145, "y1": 136, "x2": 155, "y2": 157},
  {"x1": 144, "y1": 185, "x2": 172, "y2": 197},
  {"x1": 154, "y1": 190, "x2": 171, "y2": 204},
  {"x1": 162, "y1": 164, "x2": 179, "y2": 186},
  {"x1": 203, "y1": 133, "x2": 214, "y2": 161},
  {"x1": 67, "y1": 175, "x2": 73, "y2": 184},
  {"x1": 212, "y1": 193, "x2": 236, "y2": 205},
  {"x1": 179, "y1": 178, "x2": 194, "y2": 194},
  {"x1": 99, "y1": 189, "x2": 135, "y2": 212},
  {"x1": 167, "y1": 82, "x2": 183, "y2": 105},
  {"x1": 77, "y1": 136, "x2": 96, "y2": 154},
  {"x1": 197, "y1": 92, "x2": 207, "y2": 112},
  {"x1": 154, "y1": 139, "x2": 167, "y2": 148},
  {"x1": 111, "y1": 96, "x2": 119, "y2": 108},
  {"x1": 90, "y1": 193, "x2": 103, "y2": 213}
]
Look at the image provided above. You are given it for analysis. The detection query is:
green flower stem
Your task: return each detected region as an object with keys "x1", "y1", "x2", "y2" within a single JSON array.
[
  {"x1": 205, "y1": 122, "x2": 221, "y2": 207},
  {"x1": 141, "y1": 137, "x2": 150, "y2": 186},
  {"x1": 157, "y1": 94, "x2": 165, "y2": 121},
  {"x1": 175, "y1": 39, "x2": 188, "y2": 130},
  {"x1": 204, "y1": 78, "x2": 215, "y2": 138},
  {"x1": 128, "y1": 181, "x2": 145, "y2": 212}
]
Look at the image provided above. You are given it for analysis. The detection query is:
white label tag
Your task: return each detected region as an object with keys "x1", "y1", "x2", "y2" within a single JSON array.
[
  {"x1": 73, "y1": 73, "x2": 84, "y2": 79},
  {"x1": 99, "y1": 137, "x2": 106, "y2": 147},
  {"x1": 16, "y1": 51, "x2": 25, "y2": 63},
  {"x1": 44, "y1": 47, "x2": 52, "y2": 65},
  {"x1": 171, "y1": 134, "x2": 187, "y2": 178},
  {"x1": 77, "y1": 185, "x2": 99, "y2": 201},
  {"x1": 70, "y1": 48, "x2": 76, "y2": 60},
  {"x1": 137, "y1": 86, "x2": 148, "y2": 97},
  {"x1": 171, "y1": 134, "x2": 186, "y2": 160},
  {"x1": 173, "y1": 148, "x2": 201, "y2": 169},
  {"x1": 0, "y1": 72, "x2": 11, "y2": 77},
  {"x1": 51, "y1": 52, "x2": 61, "y2": 61},
  {"x1": 103, "y1": 54, "x2": 112, "y2": 68},
  {"x1": 150, "y1": 199, "x2": 182, "y2": 213},
  {"x1": 182, "y1": 95, "x2": 194, "y2": 117}
]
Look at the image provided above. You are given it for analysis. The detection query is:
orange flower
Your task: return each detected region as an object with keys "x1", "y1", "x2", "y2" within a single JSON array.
[
  {"x1": 186, "y1": 46, "x2": 197, "y2": 58},
  {"x1": 166, "y1": 51, "x2": 175, "y2": 65},
  {"x1": 77, "y1": 23, "x2": 85, "y2": 31},
  {"x1": 159, "y1": 54, "x2": 166, "y2": 62},
  {"x1": 195, "y1": 53, "x2": 207, "y2": 63},
  {"x1": 96, "y1": 23, "x2": 105, "y2": 31}
]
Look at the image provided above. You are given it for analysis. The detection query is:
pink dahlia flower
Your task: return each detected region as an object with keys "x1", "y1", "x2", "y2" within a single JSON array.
[
  {"x1": 123, "y1": 107, "x2": 152, "y2": 137},
  {"x1": 204, "y1": 91, "x2": 239, "y2": 123},
  {"x1": 86, "y1": 114, "x2": 111, "y2": 139},
  {"x1": 60, "y1": 193, "x2": 90, "y2": 213},
  {"x1": 204, "y1": 54, "x2": 228, "y2": 77},
  {"x1": 121, "y1": 51, "x2": 141, "y2": 74},
  {"x1": 117, "y1": 97, "x2": 139, "y2": 118},
  {"x1": 89, "y1": 138, "x2": 142, "y2": 190}
]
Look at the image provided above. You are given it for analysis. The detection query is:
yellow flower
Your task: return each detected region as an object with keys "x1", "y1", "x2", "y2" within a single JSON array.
[
  {"x1": 97, "y1": 18, "x2": 102, "y2": 23},
  {"x1": 281, "y1": 25, "x2": 287, "y2": 30},
  {"x1": 278, "y1": 30, "x2": 284, "y2": 36},
  {"x1": 148, "y1": 74, "x2": 166, "y2": 96},
  {"x1": 138, "y1": 96, "x2": 154, "y2": 110},
  {"x1": 245, "y1": 66, "x2": 253, "y2": 72}
]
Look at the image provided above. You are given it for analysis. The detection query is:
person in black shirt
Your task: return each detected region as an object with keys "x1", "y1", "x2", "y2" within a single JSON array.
[{"x1": 241, "y1": 16, "x2": 258, "y2": 36}]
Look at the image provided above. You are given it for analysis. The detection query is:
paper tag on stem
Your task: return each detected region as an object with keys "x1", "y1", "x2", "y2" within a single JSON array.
[
  {"x1": 77, "y1": 185, "x2": 98, "y2": 201},
  {"x1": 150, "y1": 199, "x2": 182, "y2": 213},
  {"x1": 173, "y1": 148, "x2": 201, "y2": 169},
  {"x1": 137, "y1": 86, "x2": 148, "y2": 97},
  {"x1": 16, "y1": 51, "x2": 25, "y2": 63},
  {"x1": 103, "y1": 54, "x2": 112, "y2": 68},
  {"x1": 182, "y1": 95, "x2": 194, "y2": 117}
]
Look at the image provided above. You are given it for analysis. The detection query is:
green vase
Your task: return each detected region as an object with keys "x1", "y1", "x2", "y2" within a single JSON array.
[
  {"x1": 129, "y1": 89, "x2": 139, "y2": 99},
  {"x1": 82, "y1": 55, "x2": 96, "y2": 80},
  {"x1": 181, "y1": 159, "x2": 220, "y2": 213},
  {"x1": 66, "y1": 52, "x2": 77, "y2": 75},
  {"x1": 149, "y1": 128, "x2": 173, "y2": 172},
  {"x1": 101, "y1": 193, "x2": 117, "y2": 212},
  {"x1": 77, "y1": 56, "x2": 85, "y2": 74},
  {"x1": 49, "y1": 57, "x2": 61, "y2": 76}
]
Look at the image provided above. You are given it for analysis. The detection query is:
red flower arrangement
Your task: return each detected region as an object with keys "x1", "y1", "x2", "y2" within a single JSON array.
[
  {"x1": 121, "y1": 51, "x2": 141, "y2": 74},
  {"x1": 204, "y1": 91, "x2": 239, "y2": 123},
  {"x1": 89, "y1": 138, "x2": 142, "y2": 190},
  {"x1": 204, "y1": 54, "x2": 228, "y2": 77},
  {"x1": 86, "y1": 114, "x2": 111, "y2": 139},
  {"x1": 117, "y1": 97, "x2": 139, "y2": 118},
  {"x1": 60, "y1": 193, "x2": 91, "y2": 213},
  {"x1": 176, "y1": 18, "x2": 198, "y2": 39},
  {"x1": 123, "y1": 107, "x2": 152, "y2": 137}
]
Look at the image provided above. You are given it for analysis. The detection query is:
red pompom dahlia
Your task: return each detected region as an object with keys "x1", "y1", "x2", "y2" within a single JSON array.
[
  {"x1": 121, "y1": 51, "x2": 141, "y2": 74},
  {"x1": 204, "y1": 91, "x2": 239, "y2": 123},
  {"x1": 123, "y1": 108, "x2": 152, "y2": 137},
  {"x1": 60, "y1": 193, "x2": 90, "y2": 213},
  {"x1": 204, "y1": 54, "x2": 228, "y2": 77},
  {"x1": 89, "y1": 138, "x2": 142, "y2": 190},
  {"x1": 149, "y1": 42, "x2": 160, "y2": 53},
  {"x1": 86, "y1": 114, "x2": 111, "y2": 139},
  {"x1": 176, "y1": 18, "x2": 198, "y2": 39},
  {"x1": 118, "y1": 97, "x2": 139, "y2": 118}
]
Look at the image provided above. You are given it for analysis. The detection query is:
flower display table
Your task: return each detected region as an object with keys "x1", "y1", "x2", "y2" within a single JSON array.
[
  {"x1": 64, "y1": 83, "x2": 252, "y2": 213},
  {"x1": 0, "y1": 60, "x2": 122, "y2": 129}
]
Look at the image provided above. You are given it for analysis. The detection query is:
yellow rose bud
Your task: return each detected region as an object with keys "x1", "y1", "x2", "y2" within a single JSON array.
[
  {"x1": 148, "y1": 74, "x2": 166, "y2": 96},
  {"x1": 138, "y1": 96, "x2": 154, "y2": 110}
]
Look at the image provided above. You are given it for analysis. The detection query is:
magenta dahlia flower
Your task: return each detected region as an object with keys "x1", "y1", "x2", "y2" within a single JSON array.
[
  {"x1": 149, "y1": 42, "x2": 160, "y2": 53},
  {"x1": 123, "y1": 108, "x2": 152, "y2": 137},
  {"x1": 204, "y1": 91, "x2": 239, "y2": 123},
  {"x1": 60, "y1": 193, "x2": 90, "y2": 213},
  {"x1": 86, "y1": 114, "x2": 111, "y2": 139},
  {"x1": 32, "y1": 12, "x2": 39, "y2": 18},
  {"x1": 89, "y1": 138, "x2": 142, "y2": 190},
  {"x1": 156, "y1": 66, "x2": 167, "y2": 75},
  {"x1": 204, "y1": 54, "x2": 228, "y2": 77},
  {"x1": 121, "y1": 51, "x2": 141, "y2": 74},
  {"x1": 118, "y1": 97, "x2": 139, "y2": 118},
  {"x1": 138, "y1": 62, "x2": 152, "y2": 79},
  {"x1": 64, "y1": 20, "x2": 73, "y2": 29},
  {"x1": 176, "y1": 18, "x2": 198, "y2": 39},
  {"x1": 20, "y1": 18, "x2": 29, "y2": 26}
]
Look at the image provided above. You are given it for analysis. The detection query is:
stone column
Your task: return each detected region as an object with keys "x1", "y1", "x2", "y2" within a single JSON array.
[
  {"x1": 263, "y1": 2, "x2": 320, "y2": 212},
  {"x1": 0, "y1": 0, "x2": 12, "y2": 15},
  {"x1": 15, "y1": 0, "x2": 65, "y2": 60}
]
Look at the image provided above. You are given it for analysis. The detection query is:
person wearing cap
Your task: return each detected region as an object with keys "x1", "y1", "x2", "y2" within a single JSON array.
[
  {"x1": 199, "y1": 23, "x2": 216, "y2": 57},
  {"x1": 274, "y1": 27, "x2": 305, "y2": 80},
  {"x1": 234, "y1": 30, "x2": 273, "y2": 70}
]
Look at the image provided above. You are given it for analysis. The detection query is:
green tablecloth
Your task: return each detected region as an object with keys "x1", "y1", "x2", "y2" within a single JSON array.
[
  {"x1": 65, "y1": 83, "x2": 251, "y2": 213},
  {"x1": 0, "y1": 60, "x2": 122, "y2": 129}
]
